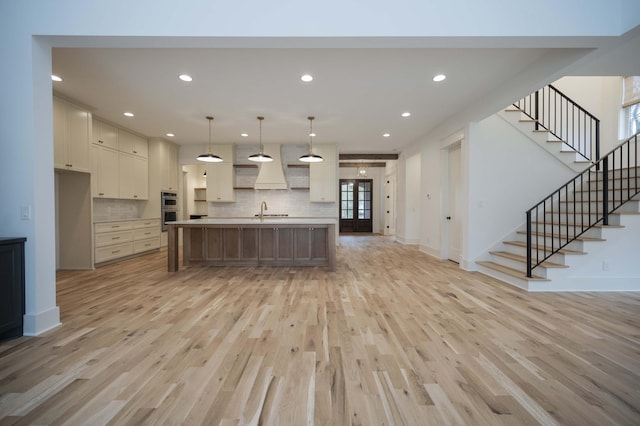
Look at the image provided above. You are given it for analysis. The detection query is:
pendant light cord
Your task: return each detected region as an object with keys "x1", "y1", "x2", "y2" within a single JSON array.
[{"x1": 308, "y1": 116, "x2": 314, "y2": 155}]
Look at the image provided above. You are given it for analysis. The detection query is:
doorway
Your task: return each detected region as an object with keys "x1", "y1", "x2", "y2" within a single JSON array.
[{"x1": 339, "y1": 179, "x2": 373, "y2": 232}]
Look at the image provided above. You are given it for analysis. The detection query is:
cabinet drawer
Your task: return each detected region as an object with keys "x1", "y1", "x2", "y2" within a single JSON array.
[
  {"x1": 95, "y1": 230, "x2": 133, "y2": 247},
  {"x1": 133, "y1": 219, "x2": 160, "y2": 229},
  {"x1": 133, "y1": 227, "x2": 160, "y2": 240},
  {"x1": 95, "y1": 242, "x2": 133, "y2": 263},
  {"x1": 133, "y1": 237, "x2": 160, "y2": 253},
  {"x1": 95, "y1": 221, "x2": 133, "y2": 234}
]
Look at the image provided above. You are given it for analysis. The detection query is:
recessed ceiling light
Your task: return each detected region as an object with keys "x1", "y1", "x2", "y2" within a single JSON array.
[
  {"x1": 401, "y1": 112, "x2": 411, "y2": 118},
  {"x1": 309, "y1": 133, "x2": 316, "y2": 137},
  {"x1": 383, "y1": 133, "x2": 390, "y2": 138},
  {"x1": 241, "y1": 133, "x2": 249, "y2": 137},
  {"x1": 166, "y1": 133, "x2": 175, "y2": 137},
  {"x1": 433, "y1": 74, "x2": 446, "y2": 82},
  {"x1": 179, "y1": 74, "x2": 192, "y2": 82},
  {"x1": 123, "y1": 112, "x2": 134, "y2": 117},
  {"x1": 51, "y1": 75, "x2": 62, "y2": 82},
  {"x1": 301, "y1": 74, "x2": 313, "y2": 82}
]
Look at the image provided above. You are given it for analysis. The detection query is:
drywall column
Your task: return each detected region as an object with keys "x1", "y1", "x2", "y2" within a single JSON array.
[{"x1": 0, "y1": 34, "x2": 60, "y2": 335}]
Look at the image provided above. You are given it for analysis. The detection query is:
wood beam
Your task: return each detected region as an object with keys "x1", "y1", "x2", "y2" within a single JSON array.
[
  {"x1": 339, "y1": 162, "x2": 386, "y2": 168},
  {"x1": 339, "y1": 153, "x2": 398, "y2": 160}
]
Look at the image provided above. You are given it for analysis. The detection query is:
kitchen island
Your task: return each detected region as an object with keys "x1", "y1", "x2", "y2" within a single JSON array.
[{"x1": 167, "y1": 218, "x2": 337, "y2": 272}]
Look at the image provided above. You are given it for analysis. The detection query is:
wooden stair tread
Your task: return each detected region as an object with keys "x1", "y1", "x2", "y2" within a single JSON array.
[
  {"x1": 477, "y1": 261, "x2": 549, "y2": 281},
  {"x1": 504, "y1": 240, "x2": 587, "y2": 255},
  {"x1": 515, "y1": 230, "x2": 605, "y2": 242},
  {"x1": 490, "y1": 251, "x2": 568, "y2": 268}
]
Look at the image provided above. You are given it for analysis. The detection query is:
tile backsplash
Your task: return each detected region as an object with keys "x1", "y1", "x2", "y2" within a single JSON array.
[
  {"x1": 209, "y1": 189, "x2": 337, "y2": 218},
  {"x1": 93, "y1": 198, "x2": 144, "y2": 221}
]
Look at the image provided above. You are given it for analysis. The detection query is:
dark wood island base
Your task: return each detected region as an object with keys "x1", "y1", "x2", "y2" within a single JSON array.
[{"x1": 168, "y1": 220, "x2": 336, "y2": 272}]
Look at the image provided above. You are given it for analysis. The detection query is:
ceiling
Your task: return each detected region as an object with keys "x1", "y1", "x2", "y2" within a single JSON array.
[{"x1": 49, "y1": 41, "x2": 628, "y2": 155}]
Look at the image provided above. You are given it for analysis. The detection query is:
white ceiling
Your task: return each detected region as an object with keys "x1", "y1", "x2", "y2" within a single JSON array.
[{"x1": 50, "y1": 37, "x2": 634, "y2": 155}]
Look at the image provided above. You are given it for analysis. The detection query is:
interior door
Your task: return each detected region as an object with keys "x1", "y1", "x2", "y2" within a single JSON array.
[
  {"x1": 340, "y1": 179, "x2": 373, "y2": 233},
  {"x1": 447, "y1": 143, "x2": 462, "y2": 263}
]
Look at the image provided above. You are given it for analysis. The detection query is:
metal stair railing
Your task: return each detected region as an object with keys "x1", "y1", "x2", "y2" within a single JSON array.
[
  {"x1": 526, "y1": 133, "x2": 639, "y2": 278},
  {"x1": 513, "y1": 84, "x2": 600, "y2": 165}
]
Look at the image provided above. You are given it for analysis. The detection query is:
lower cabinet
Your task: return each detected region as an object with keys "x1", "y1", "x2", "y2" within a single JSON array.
[
  {"x1": 94, "y1": 218, "x2": 161, "y2": 265},
  {"x1": 0, "y1": 238, "x2": 26, "y2": 341},
  {"x1": 184, "y1": 225, "x2": 330, "y2": 267}
]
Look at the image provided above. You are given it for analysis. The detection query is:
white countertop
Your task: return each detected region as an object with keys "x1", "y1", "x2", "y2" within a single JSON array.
[
  {"x1": 170, "y1": 217, "x2": 337, "y2": 226},
  {"x1": 94, "y1": 217, "x2": 161, "y2": 224}
]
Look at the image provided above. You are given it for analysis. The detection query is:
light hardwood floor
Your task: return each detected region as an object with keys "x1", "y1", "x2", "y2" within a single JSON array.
[{"x1": 1, "y1": 235, "x2": 639, "y2": 425}]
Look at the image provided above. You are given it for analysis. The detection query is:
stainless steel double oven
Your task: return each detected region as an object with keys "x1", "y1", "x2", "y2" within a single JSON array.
[{"x1": 161, "y1": 191, "x2": 178, "y2": 231}]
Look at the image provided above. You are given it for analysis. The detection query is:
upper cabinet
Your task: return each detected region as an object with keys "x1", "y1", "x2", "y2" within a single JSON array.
[
  {"x1": 309, "y1": 144, "x2": 337, "y2": 202},
  {"x1": 91, "y1": 144, "x2": 119, "y2": 198},
  {"x1": 92, "y1": 119, "x2": 119, "y2": 150},
  {"x1": 118, "y1": 153, "x2": 148, "y2": 200},
  {"x1": 91, "y1": 117, "x2": 150, "y2": 199},
  {"x1": 118, "y1": 129, "x2": 148, "y2": 158},
  {"x1": 206, "y1": 145, "x2": 235, "y2": 202},
  {"x1": 53, "y1": 97, "x2": 91, "y2": 173},
  {"x1": 149, "y1": 138, "x2": 179, "y2": 192}
]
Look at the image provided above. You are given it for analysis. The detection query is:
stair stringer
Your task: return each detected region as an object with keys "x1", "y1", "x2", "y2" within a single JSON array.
[
  {"x1": 528, "y1": 213, "x2": 640, "y2": 291},
  {"x1": 498, "y1": 109, "x2": 591, "y2": 173}
]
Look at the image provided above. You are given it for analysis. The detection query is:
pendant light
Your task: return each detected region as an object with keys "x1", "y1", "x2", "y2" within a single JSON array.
[
  {"x1": 248, "y1": 116, "x2": 273, "y2": 162},
  {"x1": 197, "y1": 116, "x2": 223, "y2": 163},
  {"x1": 299, "y1": 116, "x2": 324, "y2": 163}
]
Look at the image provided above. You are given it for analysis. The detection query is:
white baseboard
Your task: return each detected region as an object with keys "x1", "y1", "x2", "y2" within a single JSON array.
[
  {"x1": 395, "y1": 235, "x2": 420, "y2": 245},
  {"x1": 419, "y1": 244, "x2": 441, "y2": 259},
  {"x1": 23, "y1": 306, "x2": 61, "y2": 336}
]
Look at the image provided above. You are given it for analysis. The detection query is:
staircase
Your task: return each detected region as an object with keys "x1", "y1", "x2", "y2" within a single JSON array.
[{"x1": 477, "y1": 87, "x2": 640, "y2": 291}]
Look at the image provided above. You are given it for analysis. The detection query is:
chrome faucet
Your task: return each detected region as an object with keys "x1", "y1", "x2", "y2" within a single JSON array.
[{"x1": 259, "y1": 200, "x2": 268, "y2": 221}]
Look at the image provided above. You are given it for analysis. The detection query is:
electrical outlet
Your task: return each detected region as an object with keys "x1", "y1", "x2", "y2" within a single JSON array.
[{"x1": 602, "y1": 260, "x2": 608, "y2": 271}]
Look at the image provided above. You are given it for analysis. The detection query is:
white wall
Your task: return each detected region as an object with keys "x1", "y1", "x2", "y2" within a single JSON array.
[
  {"x1": 397, "y1": 152, "x2": 421, "y2": 244},
  {"x1": 553, "y1": 76, "x2": 624, "y2": 153},
  {"x1": 1, "y1": 1, "x2": 638, "y2": 335},
  {"x1": 465, "y1": 115, "x2": 577, "y2": 264}
]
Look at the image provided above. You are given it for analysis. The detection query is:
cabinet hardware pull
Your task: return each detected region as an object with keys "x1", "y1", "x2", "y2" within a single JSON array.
[
  {"x1": 144, "y1": 232, "x2": 150, "y2": 235},
  {"x1": 112, "y1": 237, "x2": 120, "y2": 240},
  {"x1": 98, "y1": 140, "x2": 103, "y2": 144},
  {"x1": 134, "y1": 195, "x2": 138, "y2": 198},
  {"x1": 99, "y1": 193, "x2": 104, "y2": 196},
  {"x1": 112, "y1": 225, "x2": 120, "y2": 228},
  {"x1": 112, "y1": 250, "x2": 120, "y2": 254}
]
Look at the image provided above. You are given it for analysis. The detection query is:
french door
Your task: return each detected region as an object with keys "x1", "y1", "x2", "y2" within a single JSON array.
[{"x1": 339, "y1": 179, "x2": 373, "y2": 232}]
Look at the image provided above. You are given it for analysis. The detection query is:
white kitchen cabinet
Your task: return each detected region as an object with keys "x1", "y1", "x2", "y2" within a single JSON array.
[
  {"x1": 206, "y1": 163, "x2": 235, "y2": 202},
  {"x1": 309, "y1": 144, "x2": 337, "y2": 202},
  {"x1": 151, "y1": 139, "x2": 179, "y2": 191},
  {"x1": 118, "y1": 129, "x2": 148, "y2": 158},
  {"x1": 92, "y1": 119, "x2": 119, "y2": 150},
  {"x1": 118, "y1": 153, "x2": 148, "y2": 200},
  {"x1": 133, "y1": 156, "x2": 149, "y2": 200},
  {"x1": 91, "y1": 144, "x2": 119, "y2": 198},
  {"x1": 168, "y1": 143, "x2": 178, "y2": 190},
  {"x1": 53, "y1": 97, "x2": 91, "y2": 173},
  {"x1": 205, "y1": 144, "x2": 235, "y2": 202},
  {"x1": 94, "y1": 218, "x2": 160, "y2": 265}
]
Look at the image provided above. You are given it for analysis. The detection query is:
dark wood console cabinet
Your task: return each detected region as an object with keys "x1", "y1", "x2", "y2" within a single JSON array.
[{"x1": 0, "y1": 237, "x2": 26, "y2": 341}]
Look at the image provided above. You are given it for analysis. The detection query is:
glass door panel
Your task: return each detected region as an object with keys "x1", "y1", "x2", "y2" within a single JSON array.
[{"x1": 340, "y1": 179, "x2": 372, "y2": 232}]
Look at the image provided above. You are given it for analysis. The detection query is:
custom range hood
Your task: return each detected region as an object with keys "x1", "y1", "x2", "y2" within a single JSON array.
[{"x1": 253, "y1": 144, "x2": 288, "y2": 190}]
